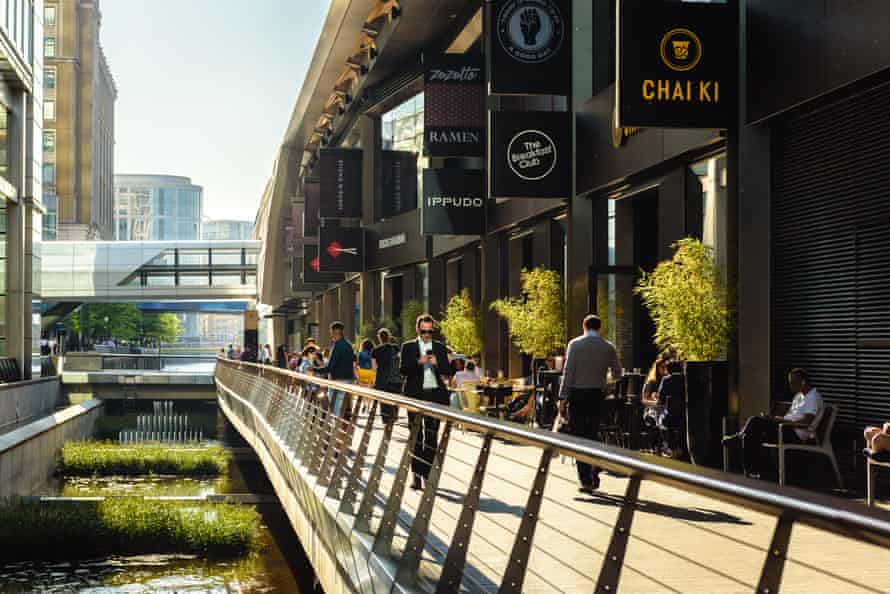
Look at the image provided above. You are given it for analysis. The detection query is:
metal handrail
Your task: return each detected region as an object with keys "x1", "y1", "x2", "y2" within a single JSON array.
[{"x1": 214, "y1": 357, "x2": 890, "y2": 593}]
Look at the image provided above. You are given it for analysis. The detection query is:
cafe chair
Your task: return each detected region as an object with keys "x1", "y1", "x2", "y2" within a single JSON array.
[
  {"x1": 865, "y1": 448, "x2": 890, "y2": 506},
  {"x1": 763, "y1": 404, "x2": 843, "y2": 488}
]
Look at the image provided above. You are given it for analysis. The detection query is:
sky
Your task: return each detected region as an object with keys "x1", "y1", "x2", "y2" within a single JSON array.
[{"x1": 100, "y1": 0, "x2": 328, "y2": 222}]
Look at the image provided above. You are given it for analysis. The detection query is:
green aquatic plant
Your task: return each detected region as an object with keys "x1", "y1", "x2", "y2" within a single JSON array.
[
  {"x1": 60, "y1": 441, "x2": 230, "y2": 476},
  {"x1": 0, "y1": 497, "x2": 263, "y2": 561}
]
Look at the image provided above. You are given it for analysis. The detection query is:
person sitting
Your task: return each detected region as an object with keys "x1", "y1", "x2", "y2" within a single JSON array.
[
  {"x1": 452, "y1": 361, "x2": 479, "y2": 389},
  {"x1": 865, "y1": 422, "x2": 890, "y2": 454},
  {"x1": 357, "y1": 339, "x2": 374, "y2": 370},
  {"x1": 656, "y1": 360, "x2": 687, "y2": 458},
  {"x1": 641, "y1": 356, "x2": 670, "y2": 451},
  {"x1": 730, "y1": 368, "x2": 823, "y2": 480}
]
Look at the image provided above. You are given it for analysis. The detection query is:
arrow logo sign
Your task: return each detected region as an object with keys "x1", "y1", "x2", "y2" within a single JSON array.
[{"x1": 326, "y1": 240, "x2": 358, "y2": 259}]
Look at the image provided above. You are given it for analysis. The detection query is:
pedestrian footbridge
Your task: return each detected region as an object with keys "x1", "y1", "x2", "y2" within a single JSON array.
[
  {"x1": 40, "y1": 240, "x2": 260, "y2": 302},
  {"x1": 214, "y1": 359, "x2": 890, "y2": 594}
]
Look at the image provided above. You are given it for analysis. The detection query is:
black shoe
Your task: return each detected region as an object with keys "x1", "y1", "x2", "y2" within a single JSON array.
[{"x1": 411, "y1": 475, "x2": 423, "y2": 491}]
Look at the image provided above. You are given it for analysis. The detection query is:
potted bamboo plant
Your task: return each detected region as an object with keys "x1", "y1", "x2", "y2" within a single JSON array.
[
  {"x1": 491, "y1": 267, "x2": 566, "y2": 372},
  {"x1": 635, "y1": 238, "x2": 734, "y2": 467},
  {"x1": 439, "y1": 289, "x2": 483, "y2": 356}
]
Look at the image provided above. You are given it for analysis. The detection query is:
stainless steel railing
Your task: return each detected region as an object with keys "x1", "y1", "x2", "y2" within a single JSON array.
[{"x1": 214, "y1": 357, "x2": 890, "y2": 594}]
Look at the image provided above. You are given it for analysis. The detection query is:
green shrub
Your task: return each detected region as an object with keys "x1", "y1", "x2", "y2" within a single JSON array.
[
  {"x1": 60, "y1": 441, "x2": 230, "y2": 476},
  {"x1": 491, "y1": 267, "x2": 566, "y2": 358},
  {"x1": 0, "y1": 497, "x2": 262, "y2": 561},
  {"x1": 439, "y1": 288, "x2": 483, "y2": 355},
  {"x1": 400, "y1": 300, "x2": 426, "y2": 340}
]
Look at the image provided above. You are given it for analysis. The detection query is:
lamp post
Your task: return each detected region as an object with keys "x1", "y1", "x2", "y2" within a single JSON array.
[{"x1": 103, "y1": 316, "x2": 109, "y2": 344}]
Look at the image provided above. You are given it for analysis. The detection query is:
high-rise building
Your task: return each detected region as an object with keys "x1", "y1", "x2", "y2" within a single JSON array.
[
  {"x1": 42, "y1": 0, "x2": 117, "y2": 241},
  {"x1": 113, "y1": 174, "x2": 203, "y2": 241},
  {"x1": 201, "y1": 219, "x2": 253, "y2": 241}
]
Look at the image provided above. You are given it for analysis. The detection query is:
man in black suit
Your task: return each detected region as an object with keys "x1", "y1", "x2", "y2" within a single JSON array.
[{"x1": 400, "y1": 313, "x2": 452, "y2": 490}]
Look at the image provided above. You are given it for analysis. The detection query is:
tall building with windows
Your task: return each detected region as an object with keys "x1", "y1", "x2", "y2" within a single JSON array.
[
  {"x1": 113, "y1": 174, "x2": 203, "y2": 241},
  {"x1": 201, "y1": 218, "x2": 253, "y2": 241},
  {"x1": 42, "y1": 0, "x2": 116, "y2": 240}
]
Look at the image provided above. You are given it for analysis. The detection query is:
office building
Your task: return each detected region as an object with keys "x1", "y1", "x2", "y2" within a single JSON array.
[
  {"x1": 42, "y1": 0, "x2": 116, "y2": 240},
  {"x1": 113, "y1": 174, "x2": 203, "y2": 241},
  {"x1": 202, "y1": 218, "x2": 253, "y2": 241}
]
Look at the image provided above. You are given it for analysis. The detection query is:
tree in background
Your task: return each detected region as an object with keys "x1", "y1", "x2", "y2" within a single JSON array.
[
  {"x1": 358, "y1": 317, "x2": 400, "y2": 343},
  {"x1": 400, "y1": 300, "x2": 426, "y2": 340},
  {"x1": 142, "y1": 313, "x2": 186, "y2": 345},
  {"x1": 439, "y1": 289, "x2": 483, "y2": 355},
  {"x1": 65, "y1": 305, "x2": 185, "y2": 346},
  {"x1": 491, "y1": 267, "x2": 566, "y2": 359}
]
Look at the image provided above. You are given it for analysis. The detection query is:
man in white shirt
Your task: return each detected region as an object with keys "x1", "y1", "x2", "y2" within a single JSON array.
[{"x1": 736, "y1": 368, "x2": 824, "y2": 480}]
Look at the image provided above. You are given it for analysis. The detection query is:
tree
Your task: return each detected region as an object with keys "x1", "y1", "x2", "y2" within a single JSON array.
[
  {"x1": 400, "y1": 300, "x2": 426, "y2": 340},
  {"x1": 439, "y1": 289, "x2": 483, "y2": 355},
  {"x1": 67, "y1": 304, "x2": 142, "y2": 342},
  {"x1": 491, "y1": 267, "x2": 566, "y2": 358},
  {"x1": 142, "y1": 313, "x2": 185, "y2": 345},
  {"x1": 634, "y1": 237, "x2": 733, "y2": 361}
]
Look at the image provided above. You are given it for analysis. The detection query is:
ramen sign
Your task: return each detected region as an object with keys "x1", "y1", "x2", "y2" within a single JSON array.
[{"x1": 617, "y1": 0, "x2": 734, "y2": 129}]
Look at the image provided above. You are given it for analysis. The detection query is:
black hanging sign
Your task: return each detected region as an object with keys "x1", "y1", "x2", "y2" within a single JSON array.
[
  {"x1": 489, "y1": 0, "x2": 571, "y2": 95},
  {"x1": 380, "y1": 150, "x2": 418, "y2": 218},
  {"x1": 304, "y1": 179, "x2": 320, "y2": 236},
  {"x1": 490, "y1": 110, "x2": 571, "y2": 199},
  {"x1": 424, "y1": 54, "x2": 485, "y2": 157},
  {"x1": 319, "y1": 149, "x2": 362, "y2": 218},
  {"x1": 617, "y1": 0, "x2": 734, "y2": 129},
  {"x1": 422, "y1": 169, "x2": 485, "y2": 236},
  {"x1": 318, "y1": 226, "x2": 365, "y2": 273},
  {"x1": 302, "y1": 245, "x2": 344, "y2": 284}
]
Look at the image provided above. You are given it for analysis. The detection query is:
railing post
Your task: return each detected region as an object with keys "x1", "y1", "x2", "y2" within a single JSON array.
[
  {"x1": 353, "y1": 416, "x2": 396, "y2": 532},
  {"x1": 395, "y1": 422, "x2": 453, "y2": 587},
  {"x1": 436, "y1": 433, "x2": 493, "y2": 594},
  {"x1": 327, "y1": 397, "x2": 372, "y2": 500},
  {"x1": 595, "y1": 475, "x2": 642, "y2": 593},
  {"x1": 319, "y1": 393, "x2": 362, "y2": 490},
  {"x1": 757, "y1": 515, "x2": 793, "y2": 594},
  {"x1": 372, "y1": 414, "x2": 422, "y2": 554},
  {"x1": 498, "y1": 448, "x2": 553, "y2": 594},
  {"x1": 339, "y1": 399, "x2": 380, "y2": 515}
]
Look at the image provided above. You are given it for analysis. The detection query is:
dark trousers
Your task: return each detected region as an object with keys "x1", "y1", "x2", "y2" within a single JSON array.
[
  {"x1": 375, "y1": 383, "x2": 401, "y2": 425},
  {"x1": 408, "y1": 388, "x2": 448, "y2": 478},
  {"x1": 741, "y1": 416, "x2": 802, "y2": 478},
  {"x1": 568, "y1": 388, "x2": 605, "y2": 485}
]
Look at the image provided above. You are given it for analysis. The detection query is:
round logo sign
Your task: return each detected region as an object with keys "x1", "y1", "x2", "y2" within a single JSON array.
[
  {"x1": 497, "y1": 0, "x2": 564, "y2": 64},
  {"x1": 660, "y1": 28, "x2": 702, "y2": 72},
  {"x1": 507, "y1": 129, "x2": 557, "y2": 181}
]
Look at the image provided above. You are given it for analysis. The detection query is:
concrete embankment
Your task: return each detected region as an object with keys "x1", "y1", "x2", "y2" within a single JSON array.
[
  {"x1": 0, "y1": 399, "x2": 103, "y2": 496},
  {"x1": 0, "y1": 377, "x2": 63, "y2": 435}
]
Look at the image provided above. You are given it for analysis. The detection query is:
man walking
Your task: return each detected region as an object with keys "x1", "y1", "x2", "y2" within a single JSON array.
[
  {"x1": 559, "y1": 314, "x2": 622, "y2": 493},
  {"x1": 400, "y1": 313, "x2": 452, "y2": 491},
  {"x1": 312, "y1": 321, "x2": 356, "y2": 417}
]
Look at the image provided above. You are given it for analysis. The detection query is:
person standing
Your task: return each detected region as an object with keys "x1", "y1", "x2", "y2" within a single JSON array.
[
  {"x1": 558, "y1": 314, "x2": 622, "y2": 493},
  {"x1": 312, "y1": 321, "x2": 356, "y2": 417},
  {"x1": 260, "y1": 343, "x2": 272, "y2": 365},
  {"x1": 400, "y1": 314, "x2": 452, "y2": 491},
  {"x1": 371, "y1": 328, "x2": 401, "y2": 425},
  {"x1": 226, "y1": 344, "x2": 235, "y2": 359}
]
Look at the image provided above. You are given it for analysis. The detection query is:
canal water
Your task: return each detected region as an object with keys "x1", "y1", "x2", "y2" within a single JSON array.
[{"x1": 0, "y1": 401, "x2": 319, "y2": 593}]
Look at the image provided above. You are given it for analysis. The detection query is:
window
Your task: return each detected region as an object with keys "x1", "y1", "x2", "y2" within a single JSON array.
[
  {"x1": 42, "y1": 130, "x2": 55, "y2": 152},
  {"x1": 381, "y1": 93, "x2": 426, "y2": 212},
  {"x1": 43, "y1": 100, "x2": 54, "y2": 120},
  {"x1": 42, "y1": 163, "x2": 55, "y2": 185},
  {"x1": 44, "y1": 67, "x2": 55, "y2": 89},
  {"x1": 43, "y1": 36, "x2": 55, "y2": 57},
  {"x1": 44, "y1": 4, "x2": 56, "y2": 27}
]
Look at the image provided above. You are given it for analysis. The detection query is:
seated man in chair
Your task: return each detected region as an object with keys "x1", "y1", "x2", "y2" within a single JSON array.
[{"x1": 728, "y1": 368, "x2": 823, "y2": 480}]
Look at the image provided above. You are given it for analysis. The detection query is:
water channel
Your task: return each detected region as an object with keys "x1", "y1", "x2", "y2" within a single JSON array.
[{"x1": 0, "y1": 400, "x2": 319, "y2": 593}]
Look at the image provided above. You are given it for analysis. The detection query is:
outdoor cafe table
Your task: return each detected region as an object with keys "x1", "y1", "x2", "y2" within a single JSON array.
[{"x1": 482, "y1": 383, "x2": 527, "y2": 418}]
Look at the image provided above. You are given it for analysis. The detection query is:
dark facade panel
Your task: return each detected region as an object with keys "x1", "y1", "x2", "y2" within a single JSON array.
[
  {"x1": 747, "y1": 0, "x2": 890, "y2": 122},
  {"x1": 364, "y1": 209, "x2": 428, "y2": 271}
]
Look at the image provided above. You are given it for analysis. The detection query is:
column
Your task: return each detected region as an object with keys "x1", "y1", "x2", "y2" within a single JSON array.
[{"x1": 6, "y1": 90, "x2": 28, "y2": 379}]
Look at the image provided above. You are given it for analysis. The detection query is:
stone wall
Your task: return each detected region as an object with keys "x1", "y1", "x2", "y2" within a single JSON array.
[{"x1": 0, "y1": 377, "x2": 63, "y2": 435}]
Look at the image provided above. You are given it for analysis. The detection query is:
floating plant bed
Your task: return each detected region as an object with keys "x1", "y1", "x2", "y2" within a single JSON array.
[{"x1": 60, "y1": 442, "x2": 230, "y2": 477}]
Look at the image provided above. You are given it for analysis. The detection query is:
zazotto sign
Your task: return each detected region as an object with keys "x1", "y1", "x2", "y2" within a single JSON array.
[
  {"x1": 424, "y1": 54, "x2": 485, "y2": 157},
  {"x1": 490, "y1": 111, "x2": 570, "y2": 199},
  {"x1": 617, "y1": 0, "x2": 735, "y2": 129}
]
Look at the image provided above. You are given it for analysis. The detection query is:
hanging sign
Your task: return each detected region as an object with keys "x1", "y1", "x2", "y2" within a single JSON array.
[
  {"x1": 490, "y1": 111, "x2": 570, "y2": 199},
  {"x1": 422, "y1": 169, "x2": 485, "y2": 235},
  {"x1": 318, "y1": 226, "x2": 365, "y2": 273},
  {"x1": 489, "y1": 0, "x2": 571, "y2": 95},
  {"x1": 302, "y1": 244, "x2": 344, "y2": 284},
  {"x1": 380, "y1": 150, "x2": 418, "y2": 218},
  {"x1": 319, "y1": 149, "x2": 362, "y2": 218},
  {"x1": 304, "y1": 179, "x2": 320, "y2": 236},
  {"x1": 424, "y1": 54, "x2": 485, "y2": 157},
  {"x1": 617, "y1": 0, "x2": 734, "y2": 129}
]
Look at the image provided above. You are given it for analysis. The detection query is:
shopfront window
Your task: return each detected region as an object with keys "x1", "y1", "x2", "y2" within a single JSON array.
[{"x1": 381, "y1": 93, "x2": 426, "y2": 209}]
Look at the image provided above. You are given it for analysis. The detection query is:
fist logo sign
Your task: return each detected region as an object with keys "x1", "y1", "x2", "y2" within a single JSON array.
[{"x1": 519, "y1": 8, "x2": 541, "y2": 46}]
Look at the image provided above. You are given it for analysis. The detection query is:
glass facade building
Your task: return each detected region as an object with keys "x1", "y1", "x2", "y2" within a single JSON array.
[
  {"x1": 201, "y1": 219, "x2": 253, "y2": 241},
  {"x1": 113, "y1": 175, "x2": 203, "y2": 241}
]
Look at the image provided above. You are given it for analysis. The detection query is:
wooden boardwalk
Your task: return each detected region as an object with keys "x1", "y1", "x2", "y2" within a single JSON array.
[{"x1": 348, "y1": 409, "x2": 890, "y2": 594}]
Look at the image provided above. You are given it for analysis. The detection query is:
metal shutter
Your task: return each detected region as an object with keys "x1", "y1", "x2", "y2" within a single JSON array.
[{"x1": 772, "y1": 79, "x2": 890, "y2": 433}]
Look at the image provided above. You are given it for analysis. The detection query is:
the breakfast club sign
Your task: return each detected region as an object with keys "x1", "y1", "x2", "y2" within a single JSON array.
[
  {"x1": 318, "y1": 225, "x2": 364, "y2": 273},
  {"x1": 319, "y1": 148, "x2": 362, "y2": 218},
  {"x1": 302, "y1": 244, "x2": 344, "y2": 284},
  {"x1": 617, "y1": 0, "x2": 734, "y2": 129},
  {"x1": 424, "y1": 54, "x2": 485, "y2": 157},
  {"x1": 380, "y1": 150, "x2": 418, "y2": 218},
  {"x1": 490, "y1": 111, "x2": 570, "y2": 198},
  {"x1": 421, "y1": 169, "x2": 485, "y2": 236},
  {"x1": 489, "y1": 0, "x2": 571, "y2": 95}
]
